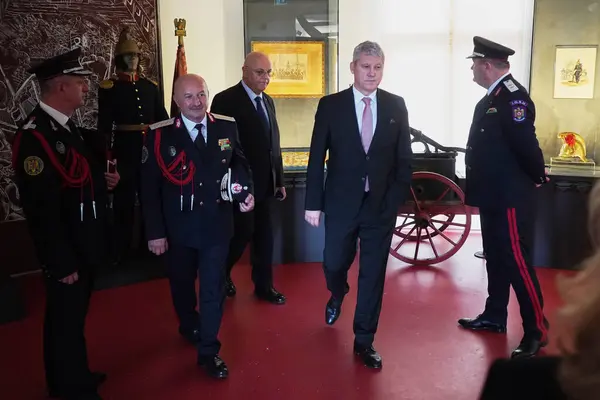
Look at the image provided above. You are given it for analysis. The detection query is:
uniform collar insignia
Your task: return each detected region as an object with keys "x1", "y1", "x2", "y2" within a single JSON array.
[{"x1": 117, "y1": 72, "x2": 139, "y2": 82}]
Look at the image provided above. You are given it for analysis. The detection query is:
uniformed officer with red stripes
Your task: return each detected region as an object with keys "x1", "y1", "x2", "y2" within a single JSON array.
[
  {"x1": 12, "y1": 48, "x2": 120, "y2": 399},
  {"x1": 458, "y1": 36, "x2": 550, "y2": 359},
  {"x1": 140, "y1": 73, "x2": 254, "y2": 379}
]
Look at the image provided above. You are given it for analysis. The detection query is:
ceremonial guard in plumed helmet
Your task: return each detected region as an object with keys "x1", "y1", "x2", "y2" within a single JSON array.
[{"x1": 97, "y1": 26, "x2": 169, "y2": 263}]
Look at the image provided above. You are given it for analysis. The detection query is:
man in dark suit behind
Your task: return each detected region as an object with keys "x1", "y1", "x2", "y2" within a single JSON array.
[
  {"x1": 210, "y1": 51, "x2": 286, "y2": 305},
  {"x1": 304, "y1": 41, "x2": 413, "y2": 369}
]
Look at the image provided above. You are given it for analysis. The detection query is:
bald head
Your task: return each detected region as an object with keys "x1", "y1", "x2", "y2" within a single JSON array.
[
  {"x1": 242, "y1": 51, "x2": 272, "y2": 94},
  {"x1": 173, "y1": 73, "x2": 209, "y2": 123}
]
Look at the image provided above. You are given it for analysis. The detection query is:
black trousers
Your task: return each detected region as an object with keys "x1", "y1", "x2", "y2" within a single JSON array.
[
  {"x1": 323, "y1": 194, "x2": 396, "y2": 347},
  {"x1": 480, "y1": 206, "x2": 548, "y2": 342},
  {"x1": 111, "y1": 134, "x2": 144, "y2": 259},
  {"x1": 43, "y1": 271, "x2": 95, "y2": 396},
  {"x1": 225, "y1": 197, "x2": 274, "y2": 291},
  {"x1": 166, "y1": 243, "x2": 228, "y2": 356}
]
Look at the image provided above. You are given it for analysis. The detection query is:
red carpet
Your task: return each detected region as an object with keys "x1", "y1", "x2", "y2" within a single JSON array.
[{"x1": 0, "y1": 233, "x2": 569, "y2": 400}]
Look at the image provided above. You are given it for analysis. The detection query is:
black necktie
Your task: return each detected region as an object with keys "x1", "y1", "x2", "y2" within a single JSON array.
[
  {"x1": 67, "y1": 118, "x2": 78, "y2": 134},
  {"x1": 66, "y1": 118, "x2": 84, "y2": 141},
  {"x1": 254, "y1": 96, "x2": 269, "y2": 131},
  {"x1": 194, "y1": 123, "x2": 205, "y2": 150}
]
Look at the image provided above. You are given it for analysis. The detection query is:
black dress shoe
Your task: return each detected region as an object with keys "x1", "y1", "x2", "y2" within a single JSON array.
[
  {"x1": 179, "y1": 327, "x2": 200, "y2": 344},
  {"x1": 48, "y1": 372, "x2": 107, "y2": 398},
  {"x1": 325, "y1": 297, "x2": 342, "y2": 325},
  {"x1": 225, "y1": 277, "x2": 236, "y2": 297},
  {"x1": 255, "y1": 287, "x2": 286, "y2": 305},
  {"x1": 511, "y1": 338, "x2": 547, "y2": 359},
  {"x1": 197, "y1": 355, "x2": 228, "y2": 379},
  {"x1": 458, "y1": 315, "x2": 507, "y2": 333},
  {"x1": 354, "y1": 345, "x2": 382, "y2": 369}
]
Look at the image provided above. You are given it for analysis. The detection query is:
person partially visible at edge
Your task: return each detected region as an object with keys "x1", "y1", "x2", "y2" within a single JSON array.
[{"x1": 479, "y1": 181, "x2": 600, "y2": 400}]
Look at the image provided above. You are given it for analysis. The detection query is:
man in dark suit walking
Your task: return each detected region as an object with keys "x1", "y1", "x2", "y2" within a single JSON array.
[
  {"x1": 305, "y1": 41, "x2": 413, "y2": 369},
  {"x1": 457, "y1": 36, "x2": 549, "y2": 359},
  {"x1": 210, "y1": 51, "x2": 286, "y2": 305},
  {"x1": 140, "y1": 74, "x2": 254, "y2": 379}
]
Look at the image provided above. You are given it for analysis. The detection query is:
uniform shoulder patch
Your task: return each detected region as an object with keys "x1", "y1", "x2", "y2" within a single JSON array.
[
  {"x1": 503, "y1": 79, "x2": 519, "y2": 93},
  {"x1": 99, "y1": 79, "x2": 114, "y2": 90},
  {"x1": 509, "y1": 100, "x2": 528, "y2": 122},
  {"x1": 210, "y1": 113, "x2": 236, "y2": 122},
  {"x1": 23, "y1": 156, "x2": 44, "y2": 176},
  {"x1": 149, "y1": 118, "x2": 175, "y2": 130}
]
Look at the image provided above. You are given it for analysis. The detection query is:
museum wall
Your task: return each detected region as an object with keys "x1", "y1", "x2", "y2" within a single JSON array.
[
  {"x1": 157, "y1": 0, "x2": 245, "y2": 111},
  {"x1": 530, "y1": 0, "x2": 600, "y2": 163}
]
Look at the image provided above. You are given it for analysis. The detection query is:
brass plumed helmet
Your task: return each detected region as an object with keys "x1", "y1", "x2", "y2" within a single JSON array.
[{"x1": 115, "y1": 27, "x2": 140, "y2": 55}]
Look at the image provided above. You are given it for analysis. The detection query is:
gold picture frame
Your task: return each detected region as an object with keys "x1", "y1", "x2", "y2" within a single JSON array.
[{"x1": 251, "y1": 40, "x2": 325, "y2": 98}]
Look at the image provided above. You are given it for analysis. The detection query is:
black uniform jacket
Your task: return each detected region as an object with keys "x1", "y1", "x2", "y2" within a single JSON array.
[
  {"x1": 479, "y1": 356, "x2": 567, "y2": 400},
  {"x1": 12, "y1": 106, "x2": 109, "y2": 279},
  {"x1": 210, "y1": 82, "x2": 284, "y2": 201},
  {"x1": 305, "y1": 87, "x2": 413, "y2": 219},
  {"x1": 97, "y1": 72, "x2": 168, "y2": 153},
  {"x1": 465, "y1": 74, "x2": 546, "y2": 209},
  {"x1": 140, "y1": 113, "x2": 253, "y2": 249}
]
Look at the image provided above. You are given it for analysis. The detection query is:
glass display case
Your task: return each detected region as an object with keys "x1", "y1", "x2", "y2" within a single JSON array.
[{"x1": 243, "y1": 0, "x2": 339, "y2": 172}]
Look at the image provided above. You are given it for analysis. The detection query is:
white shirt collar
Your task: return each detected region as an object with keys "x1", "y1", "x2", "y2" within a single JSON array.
[
  {"x1": 39, "y1": 101, "x2": 70, "y2": 128},
  {"x1": 241, "y1": 79, "x2": 262, "y2": 101},
  {"x1": 352, "y1": 85, "x2": 377, "y2": 105},
  {"x1": 487, "y1": 72, "x2": 511, "y2": 95},
  {"x1": 180, "y1": 112, "x2": 207, "y2": 133}
]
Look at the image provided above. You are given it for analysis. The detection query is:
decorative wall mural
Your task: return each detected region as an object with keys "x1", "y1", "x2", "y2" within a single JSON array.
[{"x1": 0, "y1": 0, "x2": 162, "y2": 222}]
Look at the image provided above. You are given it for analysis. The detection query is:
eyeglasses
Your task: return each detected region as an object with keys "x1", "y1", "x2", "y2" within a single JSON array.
[{"x1": 247, "y1": 67, "x2": 273, "y2": 77}]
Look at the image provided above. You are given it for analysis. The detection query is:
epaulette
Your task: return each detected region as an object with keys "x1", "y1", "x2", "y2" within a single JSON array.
[
  {"x1": 142, "y1": 75, "x2": 159, "y2": 86},
  {"x1": 149, "y1": 118, "x2": 175, "y2": 130},
  {"x1": 210, "y1": 113, "x2": 236, "y2": 122},
  {"x1": 503, "y1": 79, "x2": 519, "y2": 93},
  {"x1": 99, "y1": 79, "x2": 114, "y2": 89}
]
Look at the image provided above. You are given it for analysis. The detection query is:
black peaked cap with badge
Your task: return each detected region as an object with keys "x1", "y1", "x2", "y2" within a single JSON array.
[
  {"x1": 27, "y1": 47, "x2": 93, "y2": 81},
  {"x1": 467, "y1": 36, "x2": 515, "y2": 60}
]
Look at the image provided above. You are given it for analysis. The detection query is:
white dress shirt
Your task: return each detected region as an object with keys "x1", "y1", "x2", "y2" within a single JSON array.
[
  {"x1": 39, "y1": 101, "x2": 71, "y2": 131},
  {"x1": 180, "y1": 113, "x2": 207, "y2": 143},
  {"x1": 352, "y1": 85, "x2": 377, "y2": 134}
]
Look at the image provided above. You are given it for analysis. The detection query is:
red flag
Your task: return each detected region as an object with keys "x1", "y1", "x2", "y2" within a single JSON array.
[{"x1": 170, "y1": 43, "x2": 187, "y2": 117}]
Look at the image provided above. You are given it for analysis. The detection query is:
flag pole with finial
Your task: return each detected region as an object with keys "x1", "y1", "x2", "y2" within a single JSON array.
[{"x1": 170, "y1": 18, "x2": 188, "y2": 117}]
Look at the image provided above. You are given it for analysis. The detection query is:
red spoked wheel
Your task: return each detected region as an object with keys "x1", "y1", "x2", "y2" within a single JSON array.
[{"x1": 390, "y1": 171, "x2": 471, "y2": 265}]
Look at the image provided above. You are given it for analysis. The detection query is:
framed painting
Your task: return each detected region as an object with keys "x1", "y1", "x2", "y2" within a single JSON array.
[
  {"x1": 0, "y1": 0, "x2": 163, "y2": 223},
  {"x1": 553, "y1": 45, "x2": 598, "y2": 99},
  {"x1": 250, "y1": 40, "x2": 326, "y2": 98}
]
